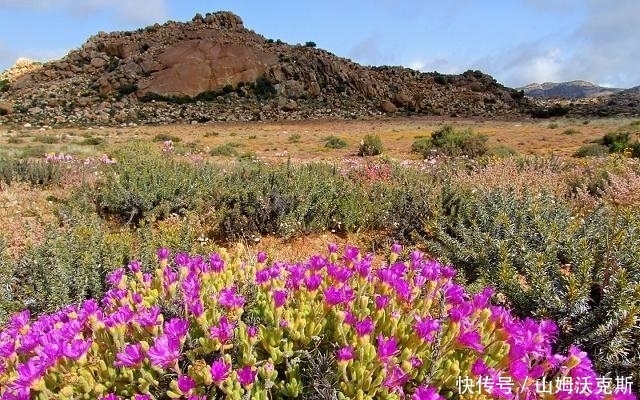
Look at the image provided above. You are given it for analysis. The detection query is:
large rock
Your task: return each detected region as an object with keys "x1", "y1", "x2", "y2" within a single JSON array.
[
  {"x1": 137, "y1": 40, "x2": 278, "y2": 98},
  {"x1": 0, "y1": 101, "x2": 13, "y2": 115}
]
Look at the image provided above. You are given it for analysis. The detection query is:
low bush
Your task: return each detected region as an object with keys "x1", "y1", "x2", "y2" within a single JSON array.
[
  {"x1": 431, "y1": 184, "x2": 640, "y2": 386},
  {"x1": 210, "y1": 144, "x2": 240, "y2": 157},
  {"x1": 153, "y1": 133, "x2": 182, "y2": 143},
  {"x1": 602, "y1": 132, "x2": 630, "y2": 153},
  {"x1": 1, "y1": 245, "x2": 632, "y2": 399},
  {"x1": 419, "y1": 125, "x2": 488, "y2": 158},
  {"x1": 324, "y1": 136, "x2": 347, "y2": 149},
  {"x1": 0, "y1": 158, "x2": 62, "y2": 186},
  {"x1": 574, "y1": 144, "x2": 610, "y2": 158},
  {"x1": 95, "y1": 143, "x2": 211, "y2": 223},
  {"x1": 358, "y1": 134, "x2": 383, "y2": 156}
]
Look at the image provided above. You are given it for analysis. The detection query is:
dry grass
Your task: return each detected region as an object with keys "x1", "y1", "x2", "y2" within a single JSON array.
[{"x1": 0, "y1": 116, "x2": 638, "y2": 260}]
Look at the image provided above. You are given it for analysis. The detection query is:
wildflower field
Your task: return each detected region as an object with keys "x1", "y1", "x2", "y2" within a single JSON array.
[{"x1": 0, "y1": 117, "x2": 639, "y2": 399}]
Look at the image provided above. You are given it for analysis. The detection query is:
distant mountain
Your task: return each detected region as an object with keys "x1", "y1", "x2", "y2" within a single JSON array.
[{"x1": 520, "y1": 80, "x2": 623, "y2": 99}]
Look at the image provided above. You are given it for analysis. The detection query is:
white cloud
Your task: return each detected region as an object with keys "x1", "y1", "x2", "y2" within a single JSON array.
[
  {"x1": 408, "y1": 58, "x2": 461, "y2": 75},
  {"x1": 0, "y1": 0, "x2": 168, "y2": 24}
]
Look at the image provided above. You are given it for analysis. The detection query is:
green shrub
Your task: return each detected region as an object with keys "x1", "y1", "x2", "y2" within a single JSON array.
[
  {"x1": 152, "y1": 133, "x2": 181, "y2": 143},
  {"x1": 548, "y1": 122, "x2": 559, "y2": 129},
  {"x1": 430, "y1": 185, "x2": 640, "y2": 384},
  {"x1": 95, "y1": 143, "x2": 210, "y2": 223},
  {"x1": 486, "y1": 145, "x2": 518, "y2": 158},
  {"x1": 410, "y1": 137, "x2": 432, "y2": 156},
  {"x1": 6, "y1": 136, "x2": 23, "y2": 144},
  {"x1": 420, "y1": 125, "x2": 488, "y2": 158},
  {"x1": 602, "y1": 131, "x2": 630, "y2": 153},
  {"x1": 32, "y1": 134, "x2": 60, "y2": 144},
  {"x1": 358, "y1": 134, "x2": 383, "y2": 156},
  {"x1": 0, "y1": 158, "x2": 62, "y2": 186},
  {"x1": 304, "y1": 41, "x2": 317, "y2": 47},
  {"x1": 562, "y1": 128, "x2": 579, "y2": 135},
  {"x1": 573, "y1": 144, "x2": 610, "y2": 158},
  {"x1": 324, "y1": 136, "x2": 347, "y2": 149},
  {"x1": 79, "y1": 136, "x2": 104, "y2": 146},
  {"x1": 210, "y1": 144, "x2": 239, "y2": 157},
  {"x1": 0, "y1": 79, "x2": 8, "y2": 92},
  {"x1": 288, "y1": 133, "x2": 301, "y2": 143}
]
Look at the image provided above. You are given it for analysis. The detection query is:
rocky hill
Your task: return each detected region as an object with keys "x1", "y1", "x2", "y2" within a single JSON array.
[
  {"x1": 0, "y1": 11, "x2": 531, "y2": 126},
  {"x1": 520, "y1": 80, "x2": 622, "y2": 99}
]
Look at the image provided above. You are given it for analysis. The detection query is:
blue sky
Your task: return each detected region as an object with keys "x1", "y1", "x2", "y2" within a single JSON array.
[{"x1": 1, "y1": 0, "x2": 638, "y2": 88}]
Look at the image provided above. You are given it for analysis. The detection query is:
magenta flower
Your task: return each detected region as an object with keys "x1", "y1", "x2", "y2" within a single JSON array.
[
  {"x1": 246, "y1": 325, "x2": 258, "y2": 338},
  {"x1": 256, "y1": 251, "x2": 267, "y2": 263},
  {"x1": 115, "y1": 343, "x2": 144, "y2": 368},
  {"x1": 209, "y1": 316, "x2": 235, "y2": 344},
  {"x1": 457, "y1": 330, "x2": 484, "y2": 353},
  {"x1": 135, "y1": 306, "x2": 161, "y2": 328},
  {"x1": 134, "y1": 395, "x2": 151, "y2": 400},
  {"x1": 377, "y1": 335, "x2": 399, "y2": 361},
  {"x1": 383, "y1": 364, "x2": 410, "y2": 392},
  {"x1": 128, "y1": 260, "x2": 141, "y2": 273},
  {"x1": 327, "y1": 243, "x2": 339, "y2": 253},
  {"x1": 164, "y1": 318, "x2": 189, "y2": 339},
  {"x1": 375, "y1": 294, "x2": 389, "y2": 310},
  {"x1": 15, "y1": 357, "x2": 47, "y2": 389},
  {"x1": 62, "y1": 338, "x2": 91, "y2": 360},
  {"x1": 237, "y1": 365, "x2": 257, "y2": 387},
  {"x1": 412, "y1": 386, "x2": 444, "y2": 400},
  {"x1": 343, "y1": 246, "x2": 359, "y2": 261},
  {"x1": 157, "y1": 247, "x2": 170, "y2": 260},
  {"x1": 147, "y1": 334, "x2": 181, "y2": 368},
  {"x1": 208, "y1": 253, "x2": 225, "y2": 272},
  {"x1": 210, "y1": 359, "x2": 231, "y2": 383},
  {"x1": 255, "y1": 269, "x2": 271, "y2": 284},
  {"x1": 177, "y1": 375, "x2": 196, "y2": 393},
  {"x1": 272, "y1": 289, "x2": 288, "y2": 308},
  {"x1": 304, "y1": 273, "x2": 322, "y2": 291},
  {"x1": 217, "y1": 286, "x2": 245, "y2": 309},
  {"x1": 414, "y1": 316, "x2": 439, "y2": 342},
  {"x1": 355, "y1": 316, "x2": 374, "y2": 337},
  {"x1": 391, "y1": 243, "x2": 403, "y2": 254},
  {"x1": 106, "y1": 268, "x2": 124, "y2": 287},
  {"x1": 336, "y1": 346, "x2": 354, "y2": 362}
]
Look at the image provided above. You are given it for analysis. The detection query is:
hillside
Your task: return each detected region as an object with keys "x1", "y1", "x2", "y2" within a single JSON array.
[
  {"x1": 520, "y1": 80, "x2": 622, "y2": 99},
  {"x1": 0, "y1": 11, "x2": 531, "y2": 126}
]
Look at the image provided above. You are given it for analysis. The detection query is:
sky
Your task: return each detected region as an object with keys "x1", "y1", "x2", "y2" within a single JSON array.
[{"x1": 0, "y1": 0, "x2": 639, "y2": 89}]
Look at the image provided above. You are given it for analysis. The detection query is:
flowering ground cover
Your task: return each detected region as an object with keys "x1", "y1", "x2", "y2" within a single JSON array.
[{"x1": 0, "y1": 244, "x2": 636, "y2": 399}]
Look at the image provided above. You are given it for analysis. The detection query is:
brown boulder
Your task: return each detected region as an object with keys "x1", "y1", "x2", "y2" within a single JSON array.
[
  {"x1": 379, "y1": 99, "x2": 397, "y2": 113},
  {"x1": 0, "y1": 101, "x2": 13, "y2": 115},
  {"x1": 394, "y1": 92, "x2": 411, "y2": 107},
  {"x1": 137, "y1": 40, "x2": 278, "y2": 98}
]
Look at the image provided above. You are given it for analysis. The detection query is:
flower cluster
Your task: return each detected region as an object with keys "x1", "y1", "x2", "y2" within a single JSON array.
[
  {"x1": 44, "y1": 152, "x2": 73, "y2": 163},
  {"x1": 0, "y1": 245, "x2": 636, "y2": 399}
]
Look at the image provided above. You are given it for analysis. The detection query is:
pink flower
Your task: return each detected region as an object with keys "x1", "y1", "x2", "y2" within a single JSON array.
[
  {"x1": 157, "y1": 248, "x2": 170, "y2": 260},
  {"x1": 383, "y1": 364, "x2": 410, "y2": 392},
  {"x1": 237, "y1": 366, "x2": 257, "y2": 387},
  {"x1": 336, "y1": 346, "x2": 354, "y2": 362},
  {"x1": 218, "y1": 287, "x2": 245, "y2": 309},
  {"x1": 210, "y1": 359, "x2": 230, "y2": 383},
  {"x1": 272, "y1": 289, "x2": 288, "y2": 308},
  {"x1": 256, "y1": 251, "x2": 267, "y2": 263},
  {"x1": 412, "y1": 385, "x2": 444, "y2": 400},
  {"x1": 147, "y1": 334, "x2": 181, "y2": 369},
  {"x1": 375, "y1": 294, "x2": 389, "y2": 310},
  {"x1": 164, "y1": 318, "x2": 189, "y2": 339},
  {"x1": 457, "y1": 330, "x2": 484, "y2": 353},
  {"x1": 246, "y1": 325, "x2": 258, "y2": 338},
  {"x1": 209, "y1": 316, "x2": 235, "y2": 344},
  {"x1": 355, "y1": 316, "x2": 374, "y2": 337},
  {"x1": 62, "y1": 338, "x2": 91, "y2": 360},
  {"x1": 377, "y1": 334, "x2": 399, "y2": 361},
  {"x1": 115, "y1": 343, "x2": 144, "y2": 368},
  {"x1": 414, "y1": 316, "x2": 439, "y2": 342},
  {"x1": 304, "y1": 273, "x2": 322, "y2": 291},
  {"x1": 177, "y1": 375, "x2": 196, "y2": 393}
]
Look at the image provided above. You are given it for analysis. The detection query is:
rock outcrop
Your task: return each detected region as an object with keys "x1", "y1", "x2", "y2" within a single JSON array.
[{"x1": 0, "y1": 11, "x2": 534, "y2": 126}]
